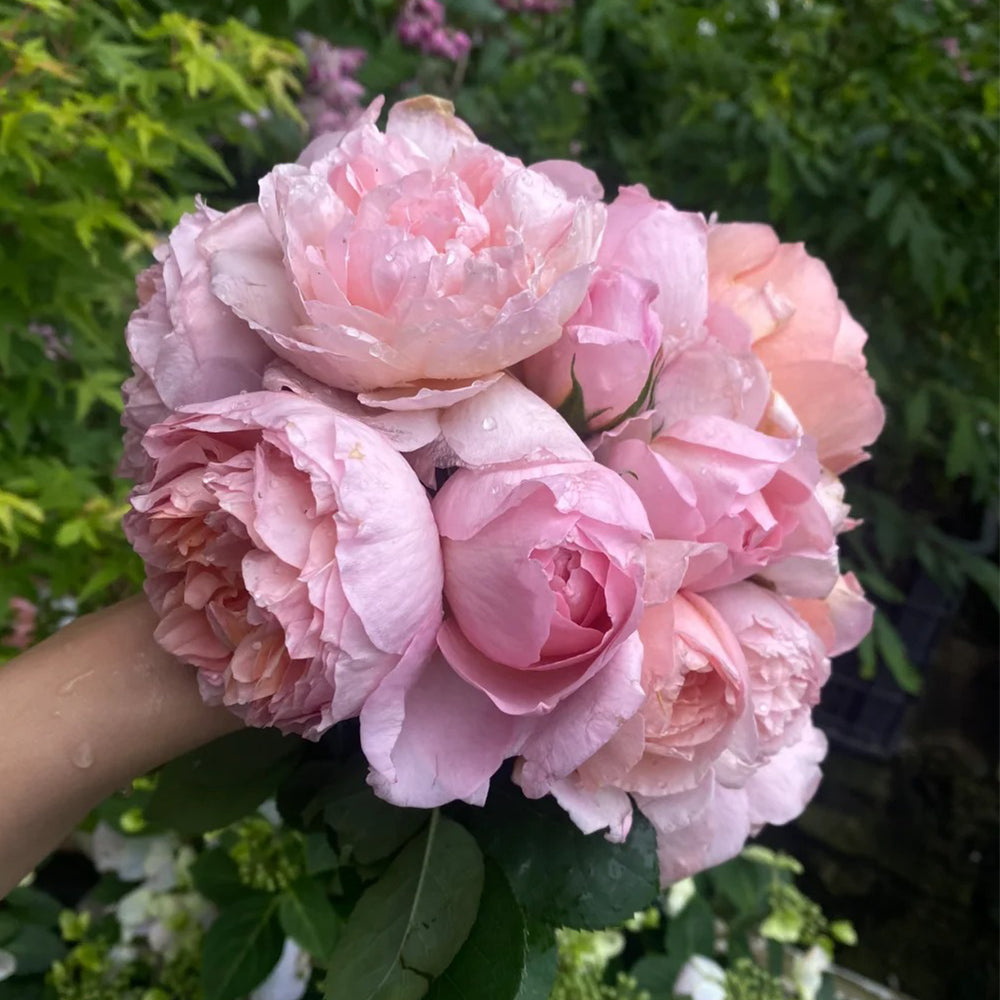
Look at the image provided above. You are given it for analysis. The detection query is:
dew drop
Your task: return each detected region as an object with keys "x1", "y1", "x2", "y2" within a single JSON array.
[
  {"x1": 71, "y1": 742, "x2": 94, "y2": 769},
  {"x1": 481, "y1": 416, "x2": 497, "y2": 431},
  {"x1": 251, "y1": 640, "x2": 263, "y2": 651},
  {"x1": 384, "y1": 251, "x2": 395, "y2": 263}
]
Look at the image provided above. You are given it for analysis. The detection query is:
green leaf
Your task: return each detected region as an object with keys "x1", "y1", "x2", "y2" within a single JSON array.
[
  {"x1": 873, "y1": 613, "x2": 922, "y2": 694},
  {"x1": 2, "y1": 888, "x2": 61, "y2": 928},
  {"x1": 324, "y1": 812, "x2": 485, "y2": 1000},
  {"x1": 3, "y1": 925, "x2": 65, "y2": 975},
  {"x1": 279, "y1": 878, "x2": 342, "y2": 965},
  {"x1": 190, "y1": 848, "x2": 248, "y2": 907},
  {"x1": 202, "y1": 893, "x2": 284, "y2": 1000},
  {"x1": 629, "y1": 954, "x2": 679, "y2": 996},
  {"x1": 513, "y1": 923, "x2": 557, "y2": 1000},
  {"x1": 318, "y1": 758, "x2": 429, "y2": 865},
  {"x1": 426, "y1": 861, "x2": 526, "y2": 1000},
  {"x1": 287, "y1": 0, "x2": 318, "y2": 18},
  {"x1": 146, "y1": 728, "x2": 303, "y2": 835},
  {"x1": 706, "y1": 857, "x2": 768, "y2": 914},
  {"x1": 459, "y1": 781, "x2": 659, "y2": 929},
  {"x1": 652, "y1": 893, "x2": 716, "y2": 986}
]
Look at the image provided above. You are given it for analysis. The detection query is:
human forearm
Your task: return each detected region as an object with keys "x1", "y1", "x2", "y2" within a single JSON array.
[{"x1": 0, "y1": 595, "x2": 240, "y2": 896}]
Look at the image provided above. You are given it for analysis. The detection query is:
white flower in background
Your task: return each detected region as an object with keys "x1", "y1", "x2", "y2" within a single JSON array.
[
  {"x1": 89, "y1": 821, "x2": 180, "y2": 891},
  {"x1": 116, "y1": 886, "x2": 214, "y2": 960},
  {"x1": 674, "y1": 955, "x2": 727, "y2": 1000},
  {"x1": 250, "y1": 939, "x2": 310, "y2": 1000},
  {"x1": 791, "y1": 944, "x2": 831, "y2": 1000},
  {"x1": 665, "y1": 877, "x2": 697, "y2": 917},
  {"x1": 0, "y1": 950, "x2": 17, "y2": 983}
]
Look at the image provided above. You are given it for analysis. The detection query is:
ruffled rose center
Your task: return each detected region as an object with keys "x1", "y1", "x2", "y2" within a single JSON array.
[{"x1": 532, "y1": 544, "x2": 612, "y2": 662}]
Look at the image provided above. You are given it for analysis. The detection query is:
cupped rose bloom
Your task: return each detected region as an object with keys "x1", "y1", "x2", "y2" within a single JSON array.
[
  {"x1": 124, "y1": 392, "x2": 443, "y2": 738},
  {"x1": 594, "y1": 414, "x2": 838, "y2": 596},
  {"x1": 361, "y1": 460, "x2": 651, "y2": 808},
  {"x1": 705, "y1": 582, "x2": 829, "y2": 755},
  {"x1": 522, "y1": 186, "x2": 708, "y2": 432},
  {"x1": 121, "y1": 200, "x2": 275, "y2": 480},
  {"x1": 208, "y1": 96, "x2": 605, "y2": 401},
  {"x1": 543, "y1": 587, "x2": 757, "y2": 842},
  {"x1": 707, "y1": 222, "x2": 884, "y2": 473}
]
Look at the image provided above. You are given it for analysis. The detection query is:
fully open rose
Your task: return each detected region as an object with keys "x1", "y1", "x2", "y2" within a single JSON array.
[
  {"x1": 124, "y1": 392, "x2": 443, "y2": 738},
  {"x1": 207, "y1": 96, "x2": 605, "y2": 401}
]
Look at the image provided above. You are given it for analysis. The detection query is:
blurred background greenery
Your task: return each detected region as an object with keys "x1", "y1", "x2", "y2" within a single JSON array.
[{"x1": 0, "y1": 0, "x2": 996, "y2": 998}]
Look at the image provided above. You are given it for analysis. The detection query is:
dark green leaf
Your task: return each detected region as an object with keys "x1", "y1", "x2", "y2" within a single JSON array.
[
  {"x1": 4, "y1": 926, "x2": 65, "y2": 975},
  {"x1": 667, "y1": 893, "x2": 715, "y2": 953},
  {"x1": 459, "y1": 781, "x2": 659, "y2": 929},
  {"x1": 706, "y1": 857, "x2": 767, "y2": 915},
  {"x1": 426, "y1": 861, "x2": 526, "y2": 1000},
  {"x1": 629, "y1": 954, "x2": 678, "y2": 996},
  {"x1": 319, "y1": 759, "x2": 429, "y2": 864},
  {"x1": 0, "y1": 913, "x2": 18, "y2": 946},
  {"x1": 874, "y1": 614, "x2": 922, "y2": 694},
  {"x1": 324, "y1": 813, "x2": 485, "y2": 1000},
  {"x1": 304, "y1": 831, "x2": 340, "y2": 875},
  {"x1": 279, "y1": 878, "x2": 342, "y2": 965},
  {"x1": 513, "y1": 923, "x2": 557, "y2": 1000},
  {"x1": 147, "y1": 728, "x2": 303, "y2": 835},
  {"x1": 190, "y1": 848, "x2": 248, "y2": 907},
  {"x1": 1, "y1": 889, "x2": 60, "y2": 928},
  {"x1": 202, "y1": 893, "x2": 284, "y2": 1000}
]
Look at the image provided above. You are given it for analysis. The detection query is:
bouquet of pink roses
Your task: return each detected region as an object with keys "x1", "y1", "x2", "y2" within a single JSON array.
[{"x1": 122, "y1": 95, "x2": 883, "y2": 896}]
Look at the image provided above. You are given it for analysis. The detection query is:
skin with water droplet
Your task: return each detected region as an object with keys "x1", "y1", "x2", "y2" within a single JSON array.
[{"x1": 71, "y1": 742, "x2": 94, "y2": 769}]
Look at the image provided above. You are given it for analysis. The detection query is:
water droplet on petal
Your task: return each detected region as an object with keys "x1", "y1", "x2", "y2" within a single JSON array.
[
  {"x1": 481, "y1": 417, "x2": 497, "y2": 431},
  {"x1": 71, "y1": 742, "x2": 94, "y2": 769},
  {"x1": 251, "y1": 640, "x2": 263, "y2": 651}
]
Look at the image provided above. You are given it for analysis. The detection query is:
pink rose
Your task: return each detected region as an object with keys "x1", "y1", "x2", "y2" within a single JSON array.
[
  {"x1": 595, "y1": 415, "x2": 838, "y2": 596},
  {"x1": 707, "y1": 222, "x2": 884, "y2": 473},
  {"x1": 791, "y1": 571, "x2": 875, "y2": 657},
  {"x1": 637, "y1": 725, "x2": 828, "y2": 884},
  {"x1": 124, "y1": 392, "x2": 443, "y2": 738},
  {"x1": 705, "y1": 582, "x2": 829, "y2": 756},
  {"x1": 361, "y1": 460, "x2": 651, "y2": 807},
  {"x1": 521, "y1": 187, "x2": 708, "y2": 432},
  {"x1": 544, "y1": 588, "x2": 756, "y2": 842},
  {"x1": 121, "y1": 200, "x2": 275, "y2": 480},
  {"x1": 520, "y1": 267, "x2": 663, "y2": 432},
  {"x1": 208, "y1": 96, "x2": 605, "y2": 402}
]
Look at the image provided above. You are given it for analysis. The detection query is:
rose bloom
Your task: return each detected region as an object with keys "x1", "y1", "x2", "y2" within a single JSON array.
[
  {"x1": 121, "y1": 200, "x2": 275, "y2": 481},
  {"x1": 707, "y1": 222, "x2": 885, "y2": 473},
  {"x1": 361, "y1": 460, "x2": 651, "y2": 808},
  {"x1": 124, "y1": 391, "x2": 443, "y2": 737},
  {"x1": 207, "y1": 96, "x2": 605, "y2": 403},
  {"x1": 541, "y1": 572, "x2": 842, "y2": 882},
  {"x1": 539, "y1": 584, "x2": 756, "y2": 843},
  {"x1": 595, "y1": 414, "x2": 838, "y2": 596},
  {"x1": 521, "y1": 186, "x2": 708, "y2": 432},
  {"x1": 705, "y1": 582, "x2": 829, "y2": 756}
]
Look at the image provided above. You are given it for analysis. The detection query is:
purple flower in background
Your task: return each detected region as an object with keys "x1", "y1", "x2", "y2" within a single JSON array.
[
  {"x1": 298, "y1": 33, "x2": 368, "y2": 136},
  {"x1": 27, "y1": 321, "x2": 70, "y2": 361},
  {"x1": 397, "y1": 0, "x2": 471, "y2": 62}
]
